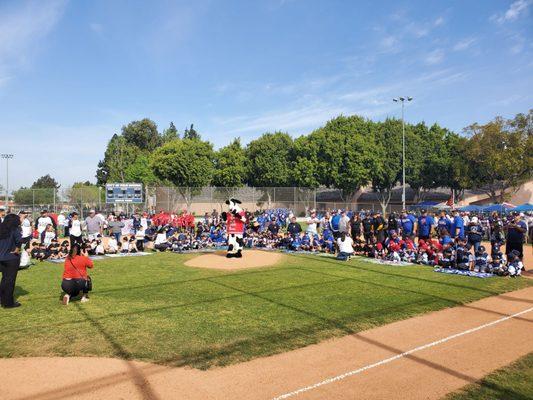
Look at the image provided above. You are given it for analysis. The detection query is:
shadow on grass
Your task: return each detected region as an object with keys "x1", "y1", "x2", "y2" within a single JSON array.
[
  {"x1": 10, "y1": 267, "x2": 532, "y2": 400},
  {"x1": 290, "y1": 253, "x2": 533, "y2": 304}
]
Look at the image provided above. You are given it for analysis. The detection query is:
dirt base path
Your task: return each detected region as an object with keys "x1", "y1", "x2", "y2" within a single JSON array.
[{"x1": 1, "y1": 287, "x2": 532, "y2": 400}]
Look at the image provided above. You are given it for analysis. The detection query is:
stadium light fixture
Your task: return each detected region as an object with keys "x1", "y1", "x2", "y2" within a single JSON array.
[
  {"x1": 392, "y1": 97, "x2": 413, "y2": 210},
  {"x1": 1, "y1": 154, "x2": 13, "y2": 210}
]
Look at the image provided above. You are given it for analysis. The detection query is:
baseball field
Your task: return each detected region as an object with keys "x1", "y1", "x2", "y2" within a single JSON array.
[{"x1": 1, "y1": 251, "x2": 532, "y2": 399}]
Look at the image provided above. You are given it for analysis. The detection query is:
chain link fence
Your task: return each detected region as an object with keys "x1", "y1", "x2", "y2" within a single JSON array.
[{"x1": 9, "y1": 186, "x2": 411, "y2": 218}]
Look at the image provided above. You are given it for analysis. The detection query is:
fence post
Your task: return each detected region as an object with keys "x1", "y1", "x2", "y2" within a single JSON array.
[
  {"x1": 98, "y1": 187, "x2": 102, "y2": 211},
  {"x1": 167, "y1": 187, "x2": 171, "y2": 212},
  {"x1": 32, "y1": 190, "x2": 35, "y2": 217},
  {"x1": 53, "y1": 189, "x2": 56, "y2": 213}
]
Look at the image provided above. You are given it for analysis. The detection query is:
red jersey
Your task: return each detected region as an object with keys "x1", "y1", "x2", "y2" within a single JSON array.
[
  {"x1": 63, "y1": 255, "x2": 93, "y2": 279},
  {"x1": 226, "y1": 211, "x2": 246, "y2": 234}
]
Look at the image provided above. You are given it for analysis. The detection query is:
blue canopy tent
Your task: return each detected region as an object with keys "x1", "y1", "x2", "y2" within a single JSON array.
[
  {"x1": 513, "y1": 203, "x2": 533, "y2": 212},
  {"x1": 409, "y1": 201, "x2": 439, "y2": 210},
  {"x1": 458, "y1": 205, "x2": 483, "y2": 212},
  {"x1": 480, "y1": 204, "x2": 515, "y2": 213}
]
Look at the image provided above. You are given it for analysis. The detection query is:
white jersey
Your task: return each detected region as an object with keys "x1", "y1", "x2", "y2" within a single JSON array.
[
  {"x1": 70, "y1": 220, "x2": 82, "y2": 237},
  {"x1": 43, "y1": 231, "x2": 56, "y2": 246},
  {"x1": 36, "y1": 216, "x2": 53, "y2": 234},
  {"x1": 337, "y1": 236, "x2": 354, "y2": 253},
  {"x1": 57, "y1": 214, "x2": 66, "y2": 227},
  {"x1": 21, "y1": 219, "x2": 32, "y2": 238}
]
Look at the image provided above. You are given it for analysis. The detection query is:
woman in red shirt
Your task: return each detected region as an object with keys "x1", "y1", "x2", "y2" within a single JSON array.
[{"x1": 61, "y1": 244, "x2": 94, "y2": 305}]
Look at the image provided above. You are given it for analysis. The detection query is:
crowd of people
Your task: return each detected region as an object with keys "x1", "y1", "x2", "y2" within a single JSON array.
[{"x1": 0, "y1": 204, "x2": 530, "y2": 308}]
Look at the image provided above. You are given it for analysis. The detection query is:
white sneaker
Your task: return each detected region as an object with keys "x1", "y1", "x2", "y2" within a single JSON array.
[
  {"x1": 62, "y1": 294, "x2": 70, "y2": 305},
  {"x1": 81, "y1": 296, "x2": 90, "y2": 303}
]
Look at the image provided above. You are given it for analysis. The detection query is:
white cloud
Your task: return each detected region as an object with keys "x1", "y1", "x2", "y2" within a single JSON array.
[
  {"x1": 89, "y1": 22, "x2": 103, "y2": 34},
  {"x1": 453, "y1": 37, "x2": 476, "y2": 51},
  {"x1": 0, "y1": 0, "x2": 67, "y2": 82},
  {"x1": 379, "y1": 35, "x2": 399, "y2": 53},
  {"x1": 434, "y1": 16, "x2": 445, "y2": 27},
  {"x1": 424, "y1": 49, "x2": 445, "y2": 65},
  {"x1": 491, "y1": 0, "x2": 531, "y2": 23}
]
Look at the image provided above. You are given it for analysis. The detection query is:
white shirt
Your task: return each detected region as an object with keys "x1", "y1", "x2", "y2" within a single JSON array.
[
  {"x1": 337, "y1": 236, "x2": 354, "y2": 253},
  {"x1": 70, "y1": 219, "x2": 82, "y2": 237},
  {"x1": 306, "y1": 216, "x2": 319, "y2": 235},
  {"x1": 43, "y1": 231, "x2": 56, "y2": 246},
  {"x1": 155, "y1": 233, "x2": 167, "y2": 245},
  {"x1": 21, "y1": 218, "x2": 32, "y2": 238},
  {"x1": 108, "y1": 238, "x2": 118, "y2": 252},
  {"x1": 37, "y1": 216, "x2": 53, "y2": 233},
  {"x1": 57, "y1": 214, "x2": 66, "y2": 226}
]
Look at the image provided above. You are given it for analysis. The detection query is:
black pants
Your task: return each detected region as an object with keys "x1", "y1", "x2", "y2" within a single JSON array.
[
  {"x1": 506, "y1": 241, "x2": 524, "y2": 259},
  {"x1": 61, "y1": 279, "x2": 89, "y2": 297},
  {"x1": 70, "y1": 235, "x2": 83, "y2": 246},
  {"x1": 136, "y1": 240, "x2": 144, "y2": 251},
  {"x1": 0, "y1": 258, "x2": 20, "y2": 307}
]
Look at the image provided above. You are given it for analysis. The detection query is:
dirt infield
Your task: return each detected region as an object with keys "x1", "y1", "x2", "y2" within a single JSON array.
[
  {"x1": 1, "y1": 287, "x2": 531, "y2": 400},
  {"x1": 184, "y1": 250, "x2": 283, "y2": 270}
]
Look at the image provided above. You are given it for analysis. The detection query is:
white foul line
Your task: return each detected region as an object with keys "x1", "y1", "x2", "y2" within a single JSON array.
[{"x1": 272, "y1": 306, "x2": 533, "y2": 400}]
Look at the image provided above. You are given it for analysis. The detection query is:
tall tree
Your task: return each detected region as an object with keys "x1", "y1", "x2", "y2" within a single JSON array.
[
  {"x1": 97, "y1": 134, "x2": 141, "y2": 183},
  {"x1": 369, "y1": 118, "x2": 402, "y2": 214},
  {"x1": 162, "y1": 122, "x2": 179, "y2": 143},
  {"x1": 183, "y1": 124, "x2": 200, "y2": 140},
  {"x1": 291, "y1": 134, "x2": 321, "y2": 188},
  {"x1": 124, "y1": 154, "x2": 159, "y2": 185},
  {"x1": 245, "y1": 132, "x2": 294, "y2": 187},
  {"x1": 151, "y1": 138, "x2": 215, "y2": 208},
  {"x1": 245, "y1": 132, "x2": 294, "y2": 207},
  {"x1": 300, "y1": 115, "x2": 375, "y2": 199},
  {"x1": 121, "y1": 118, "x2": 161, "y2": 151},
  {"x1": 461, "y1": 111, "x2": 532, "y2": 202},
  {"x1": 212, "y1": 138, "x2": 247, "y2": 187},
  {"x1": 13, "y1": 174, "x2": 60, "y2": 205}
]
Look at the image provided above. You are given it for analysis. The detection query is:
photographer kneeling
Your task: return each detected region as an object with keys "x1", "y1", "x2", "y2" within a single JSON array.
[{"x1": 61, "y1": 243, "x2": 93, "y2": 305}]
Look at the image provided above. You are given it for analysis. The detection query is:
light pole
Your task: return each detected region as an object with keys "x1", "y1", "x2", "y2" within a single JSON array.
[
  {"x1": 392, "y1": 97, "x2": 412, "y2": 210},
  {"x1": 1, "y1": 154, "x2": 14, "y2": 210}
]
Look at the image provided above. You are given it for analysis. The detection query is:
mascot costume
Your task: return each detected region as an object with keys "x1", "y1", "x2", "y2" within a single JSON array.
[{"x1": 222, "y1": 199, "x2": 246, "y2": 258}]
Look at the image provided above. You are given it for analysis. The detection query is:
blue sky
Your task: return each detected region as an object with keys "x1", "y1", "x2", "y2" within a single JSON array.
[{"x1": 0, "y1": 0, "x2": 532, "y2": 188}]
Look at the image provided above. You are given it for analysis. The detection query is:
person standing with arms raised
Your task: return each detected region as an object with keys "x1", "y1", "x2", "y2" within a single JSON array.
[{"x1": 0, "y1": 214, "x2": 23, "y2": 308}]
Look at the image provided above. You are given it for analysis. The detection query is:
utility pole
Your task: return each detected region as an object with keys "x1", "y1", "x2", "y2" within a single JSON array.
[
  {"x1": 392, "y1": 97, "x2": 413, "y2": 210},
  {"x1": 1, "y1": 154, "x2": 14, "y2": 210}
]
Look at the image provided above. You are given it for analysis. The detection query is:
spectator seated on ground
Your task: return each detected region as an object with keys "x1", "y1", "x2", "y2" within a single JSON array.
[{"x1": 336, "y1": 232, "x2": 354, "y2": 261}]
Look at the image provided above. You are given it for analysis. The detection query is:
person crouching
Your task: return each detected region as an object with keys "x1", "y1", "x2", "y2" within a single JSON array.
[{"x1": 61, "y1": 243, "x2": 93, "y2": 305}]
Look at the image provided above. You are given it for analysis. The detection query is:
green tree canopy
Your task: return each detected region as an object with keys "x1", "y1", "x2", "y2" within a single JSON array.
[
  {"x1": 13, "y1": 174, "x2": 60, "y2": 205},
  {"x1": 212, "y1": 138, "x2": 247, "y2": 187},
  {"x1": 370, "y1": 118, "x2": 402, "y2": 212},
  {"x1": 299, "y1": 115, "x2": 375, "y2": 197},
  {"x1": 124, "y1": 154, "x2": 159, "y2": 185},
  {"x1": 460, "y1": 110, "x2": 533, "y2": 202},
  {"x1": 121, "y1": 118, "x2": 161, "y2": 151},
  {"x1": 162, "y1": 122, "x2": 179, "y2": 143},
  {"x1": 244, "y1": 132, "x2": 294, "y2": 187},
  {"x1": 183, "y1": 124, "x2": 200, "y2": 140},
  {"x1": 151, "y1": 138, "x2": 215, "y2": 187}
]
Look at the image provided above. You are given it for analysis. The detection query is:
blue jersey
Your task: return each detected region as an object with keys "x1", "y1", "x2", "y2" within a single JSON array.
[
  {"x1": 330, "y1": 215, "x2": 341, "y2": 231},
  {"x1": 400, "y1": 217, "x2": 414, "y2": 235},
  {"x1": 417, "y1": 215, "x2": 434, "y2": 237},
  {"x1": 452, "y1": 216, "x2": 465, "y2": 239},
  {"x1": 437, "y1": 217, "x2": 452, "y2": 235}
]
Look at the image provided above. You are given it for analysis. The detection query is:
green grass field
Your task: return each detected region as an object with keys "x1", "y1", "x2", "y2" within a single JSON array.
[
  {"x1": 1, "y1": 252, "x2": 530, "y2": 369},
  {"x1": 445, "y1": 353, "x2": 533, "y2": 400}
]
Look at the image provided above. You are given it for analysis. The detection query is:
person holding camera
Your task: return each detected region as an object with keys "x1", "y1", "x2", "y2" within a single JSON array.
[
  {"x1": 0, "y1": 214, "x2": 23, "y2": 308},
  {"x1": 61, "y1": 243, "x2": 93, "y2": 305}
]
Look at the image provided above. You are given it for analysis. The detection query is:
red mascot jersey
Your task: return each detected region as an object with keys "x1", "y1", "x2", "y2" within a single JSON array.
[{"x1": 226, "y1": 211, "x2": 246, "y2": 234}]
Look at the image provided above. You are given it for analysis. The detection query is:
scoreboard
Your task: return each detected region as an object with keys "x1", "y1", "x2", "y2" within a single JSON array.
[{"x1": 105, "y1": 183, "x2": 143, "y2": 204}]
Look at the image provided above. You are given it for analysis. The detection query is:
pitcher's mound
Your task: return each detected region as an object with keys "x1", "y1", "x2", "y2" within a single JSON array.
[{"x1": 184, "y1": 250, "x2": 283, "y2": 270}]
